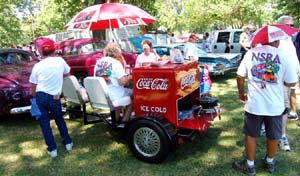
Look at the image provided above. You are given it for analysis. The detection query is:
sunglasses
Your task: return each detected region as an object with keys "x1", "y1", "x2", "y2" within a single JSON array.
[{"x1": 285, "y1": 24, "x2": 294, "y2": 27}]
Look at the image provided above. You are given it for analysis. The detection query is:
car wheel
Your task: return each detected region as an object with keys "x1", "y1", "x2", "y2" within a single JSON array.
[{"x1": 127, "y1": 119, "x2": 171, "y2": 163}]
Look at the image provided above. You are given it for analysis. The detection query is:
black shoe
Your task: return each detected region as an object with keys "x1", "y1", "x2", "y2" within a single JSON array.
[
  {"x1": 232, "y1": 159, "x2": 256, "y2": 176},
  {"x1": 262, "y1": 156, "x2": 276, "y2": 174},
  {"x1": 288, "y1": 114, "x2": 299, "y2": 120}
]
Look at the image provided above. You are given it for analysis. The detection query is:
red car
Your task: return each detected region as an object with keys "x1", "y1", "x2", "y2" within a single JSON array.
[
  {"x1": 0, "y1": 49, "x2": 39, "y2": 116},
  {"x1": 55, "y1": 38, "x2": 137, "y2": 83}
]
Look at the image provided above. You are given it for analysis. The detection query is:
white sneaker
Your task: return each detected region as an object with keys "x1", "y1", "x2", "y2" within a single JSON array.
[
  {"x1": 279, "y1": 137, "x2": 291, "y2": 151},
  {"x1": 65, "y1": 143, "x2": 73, "y2": 151},
  {"x1": 260, "y1": 128, "x2": 266, "y2": 136},
  {"x1": 48, "y1": 149, "x2": 57, "y2": 158}
]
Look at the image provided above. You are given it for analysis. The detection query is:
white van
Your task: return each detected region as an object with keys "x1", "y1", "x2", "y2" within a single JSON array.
[{"x1": 209, "y1": 29, "x2": 243, "y2": 53}]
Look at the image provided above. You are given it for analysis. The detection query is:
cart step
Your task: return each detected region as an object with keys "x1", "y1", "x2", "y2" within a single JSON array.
[
  {"x1": 116, "y1": 123, "x2": 126, "y2": 128},
  {"x1": 177, "y1": 129, "x2": 197, "y2": 139}
]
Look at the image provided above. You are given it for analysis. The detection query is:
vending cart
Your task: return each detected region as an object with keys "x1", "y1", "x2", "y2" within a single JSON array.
[{"x1": 126, "y1": 61, "x2": 221, "y2": 163}]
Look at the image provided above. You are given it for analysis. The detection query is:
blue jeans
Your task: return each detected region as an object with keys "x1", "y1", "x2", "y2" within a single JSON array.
[{"x1": 36, "y1": 92, "x2": 72, "y2": 152}]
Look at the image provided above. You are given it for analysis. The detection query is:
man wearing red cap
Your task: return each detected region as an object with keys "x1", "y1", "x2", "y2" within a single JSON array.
[
  {"x1": 29, "y1": 38, "x2": 73, "y2": 158},
  {"x1": 183, "y1": 34, "x2": 199, "y2": 61}
]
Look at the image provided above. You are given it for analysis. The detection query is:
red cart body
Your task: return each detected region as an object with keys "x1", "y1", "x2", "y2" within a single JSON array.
[
  {"x1": 132, "y1": 61, "x2": 220, "y2": 131},
  {"x1": 66, "y1": 61, "x2": 221, "y2": 163}
]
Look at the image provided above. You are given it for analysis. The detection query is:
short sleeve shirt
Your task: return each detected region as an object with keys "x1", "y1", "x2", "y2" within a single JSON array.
[
  {"x1": 135, "y1": 52, "x2": 157, "y2": 68},
  {"x1": 184, "y1": 42, "x2": 199, "y2": 60},
  {"x1": 29, "y1": 56, "x2": 70, "y2": 95},
  {"x1": 237, "y1": 45, "x2": 298, "y2": 115}
]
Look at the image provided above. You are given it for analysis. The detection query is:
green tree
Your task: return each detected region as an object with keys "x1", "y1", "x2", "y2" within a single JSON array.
[
  {"x1": 0, "y1": 0, "x2": 27, "y2": 47},
  {"x1": 155, "y1": 0, "x2": 275, "y2": 35},
  {"x1": 274, "y1": 0, "x2": 300, "y2": 26},
  {"x1": 1, "y1": 0, "x2": 298, "y2": 47}
]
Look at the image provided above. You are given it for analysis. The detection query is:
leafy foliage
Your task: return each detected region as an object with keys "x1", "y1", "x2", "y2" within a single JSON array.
[
  {"x1": 0, "y1": 0, "x2": 299, "y2": 46},
  {"x1": 155, "y1": 0, "x2": 275, "y2": 34},
  {"x1": 0, "y1": 0, "x2": 26, "y2": 47},
  {"x1": 275, "y1": 0, "x2": 300, "y2": 26}
]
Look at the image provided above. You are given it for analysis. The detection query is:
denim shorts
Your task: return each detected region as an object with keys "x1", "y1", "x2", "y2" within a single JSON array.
[{"x1": 243, "y1": 111, "x2": 282, "y2": 140}]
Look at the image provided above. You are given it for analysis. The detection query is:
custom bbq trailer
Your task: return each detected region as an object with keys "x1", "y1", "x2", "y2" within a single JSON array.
[{"x1": 65, "y1": 61, "x2": 221, "y2": 163}]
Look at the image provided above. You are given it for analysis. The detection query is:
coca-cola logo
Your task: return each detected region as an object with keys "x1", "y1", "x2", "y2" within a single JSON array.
[
  {"x1": 181, "y1": 72, "x2": 196, "y2": 89},
  {"x1": 136, "y1": 78, "x2": 168, "y2": 90}
]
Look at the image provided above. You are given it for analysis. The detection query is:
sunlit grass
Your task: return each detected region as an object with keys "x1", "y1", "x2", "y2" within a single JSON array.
[{"x1": 0, "y1": 70, "x2": 299, "y2": 175}]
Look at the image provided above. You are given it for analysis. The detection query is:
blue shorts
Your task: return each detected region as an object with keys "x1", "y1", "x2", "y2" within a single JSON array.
[{"x1": 243, "y1": 111, "x2": 282, "y2": 140}]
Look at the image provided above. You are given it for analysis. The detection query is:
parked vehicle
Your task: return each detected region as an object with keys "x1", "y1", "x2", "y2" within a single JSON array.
[
  {"x1": 55, "y1": 38, "x2": 137, "y2": 83},
  {"x1": 151, "y1": 43, "x2": 241, "y2": 75},
  {"x1": 209, "y1": 29, "x2": 243, "y2": 53},
  {"x1": 128, "y1": 36, "x2": 156, "y2": 54},
  {"x1": 0, "y1": 49, "x2": 39, "y2": 116}
]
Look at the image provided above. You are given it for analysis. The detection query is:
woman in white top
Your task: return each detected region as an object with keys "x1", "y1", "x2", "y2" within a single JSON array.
[
  {"x1": 135, "y1": 39, "x2": 159, "y2": 67},
  {"x1": 94, "y1": 42, "x2": 133, "y2": 123}
]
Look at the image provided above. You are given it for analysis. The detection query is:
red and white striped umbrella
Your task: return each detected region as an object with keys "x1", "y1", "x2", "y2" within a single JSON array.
[
  {"x1": 249, "y1": 24, "x2": 297, "y2": 46},
  {"x1": 65, "y1": 2, "x2": 156, "y2": 31}
]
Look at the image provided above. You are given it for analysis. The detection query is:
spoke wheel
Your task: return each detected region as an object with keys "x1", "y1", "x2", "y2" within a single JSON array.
[
  {"x1": 134, "y1": 127, "x2": 160, "y2": 157},
  {"x1": 128, "y1": 119, "x2": 170, "y2": 163}
]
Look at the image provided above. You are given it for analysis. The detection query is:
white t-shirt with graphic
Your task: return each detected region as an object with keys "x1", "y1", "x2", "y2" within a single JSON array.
[
  {"x1": 94, "y1": 57, "x2": 127, "y2": 101},
  {"x1": 237, "y1": 45, "x2": 298, "y2": 115}
]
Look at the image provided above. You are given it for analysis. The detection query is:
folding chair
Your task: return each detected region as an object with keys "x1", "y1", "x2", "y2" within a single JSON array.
[
  {"x1": 83, "y1": 76, "x2": 131, "y2": 127},
  {"x1": 62, "y1": 75, "x2": 102, "y2": 124}
]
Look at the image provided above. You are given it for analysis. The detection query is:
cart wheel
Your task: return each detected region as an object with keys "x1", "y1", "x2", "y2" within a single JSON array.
[{"x1": 127, "y1": 119, "x2": 170, "y2": 163}]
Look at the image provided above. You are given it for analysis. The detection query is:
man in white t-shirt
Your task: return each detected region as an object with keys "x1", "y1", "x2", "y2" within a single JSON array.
[
  {"x1": 29, "y1": 38, "x2": 73, "y2": 158},
  {"x1": 201, "y1": 32, "x2": 211, "y2": 53},
  {"x1": 232, "y1": 39, "x2": 298, "y2": 175},
  {"x1": 239, "y1": 26, "x2": 251, "y2": 60},
  {"x1": 183, "y1": 34, "x2": 199, "y2": 61},
  {"x1": 276, "y1": 15, "x2": 300, "y2": 152}
]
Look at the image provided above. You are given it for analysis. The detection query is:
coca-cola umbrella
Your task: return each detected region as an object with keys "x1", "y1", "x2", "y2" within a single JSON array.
[
  {"x1": 65, "y1": 2, "x2": 156, "y2": 31},
  {"x1": 249, "y1": 24, "x2": 297, "y2": 46}
]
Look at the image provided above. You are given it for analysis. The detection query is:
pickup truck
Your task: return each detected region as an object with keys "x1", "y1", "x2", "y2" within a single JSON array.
[{"x1": 209, "y1": 29, "x2": 243, "y2": 53}]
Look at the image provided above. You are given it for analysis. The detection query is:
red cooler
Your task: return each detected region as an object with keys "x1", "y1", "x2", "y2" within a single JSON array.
[{"x1": 132, "y1": 61, "x2": 220, "y2": 131}]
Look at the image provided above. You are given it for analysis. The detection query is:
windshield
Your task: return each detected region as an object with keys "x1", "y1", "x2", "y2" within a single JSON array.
[
  {"x1": 80, "y1": 41, "x2": 107, "y2": 54},
  {"x1": 0, "y1": 52, "x2": 33, "y2": 65}
]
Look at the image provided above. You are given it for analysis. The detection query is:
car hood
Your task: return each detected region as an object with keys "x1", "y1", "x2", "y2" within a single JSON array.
[
  {"x1": 0, "y1": 66, "x2": 31, "y2": 86},
  {"x1": 201, "y1": 53, "x2": 240, "y2": 60}
]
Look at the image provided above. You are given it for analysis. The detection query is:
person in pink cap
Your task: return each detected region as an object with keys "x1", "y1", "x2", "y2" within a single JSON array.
[{"x1": 183, "y1": 34, "x2": 199, "y2": 61}]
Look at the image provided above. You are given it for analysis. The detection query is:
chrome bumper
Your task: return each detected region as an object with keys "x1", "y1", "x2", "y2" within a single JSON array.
[{"x1": 10, "y1": 106, "x2": 31, "y2": 114}]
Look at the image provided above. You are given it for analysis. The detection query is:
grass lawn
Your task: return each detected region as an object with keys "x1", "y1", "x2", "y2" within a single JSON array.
[{"x1": 0, "y1": 70, "x2": 299, "y2": 176}]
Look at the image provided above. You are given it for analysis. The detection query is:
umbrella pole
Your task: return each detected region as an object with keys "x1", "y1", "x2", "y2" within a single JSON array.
[
  {"x1": 108, "y1": 20, "x2": 121, "y2": 47},
  {"x1": 109, "y1": 19, "x2": 113, "y2": 42}
]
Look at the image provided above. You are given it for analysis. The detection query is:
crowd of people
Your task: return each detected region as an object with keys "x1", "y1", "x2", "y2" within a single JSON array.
[{"x1": 27, "y1": 14, "x2": 300, "y2": 176}]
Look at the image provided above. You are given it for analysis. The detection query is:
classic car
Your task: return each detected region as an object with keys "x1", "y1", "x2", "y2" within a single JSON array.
[
  {"x1": 152, "y1": 43, "x2": 241, "y2": 75},
  {"x1": 0, "y1": 49, "x2": 39, "y2": 116},
  {"x1": 55, "y1": 38, "x2": 137, "y2": 83}
]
